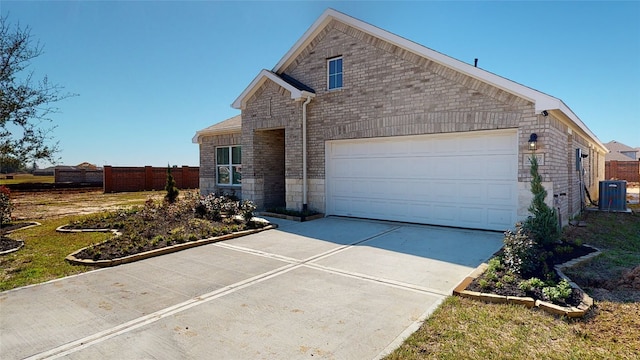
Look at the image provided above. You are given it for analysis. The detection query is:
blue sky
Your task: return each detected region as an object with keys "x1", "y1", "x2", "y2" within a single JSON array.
[{"x1": 2, "y1": 1, "x2": 639, "y2": 167}]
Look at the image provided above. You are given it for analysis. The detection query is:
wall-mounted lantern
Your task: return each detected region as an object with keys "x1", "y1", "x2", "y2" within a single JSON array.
[{"x1": 528, "y1": 133, "x2": 538, "y2": 151}]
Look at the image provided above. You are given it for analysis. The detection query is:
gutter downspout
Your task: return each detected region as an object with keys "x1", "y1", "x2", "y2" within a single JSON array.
[{"x1": 302, "y1": 96, "x2": 312, "y2": 212}]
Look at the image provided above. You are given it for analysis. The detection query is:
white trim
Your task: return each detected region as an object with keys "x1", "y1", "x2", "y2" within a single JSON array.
[
  {"x1": 271, "y1": 8, "x2": 606, "y2": 153},
  {"x1": 232, "y1": 69, "x2": 315, "y2": 109},
  {"x1": 327, "y1": 56, "x2": 343, "y2": 90},
  {"x1": 216, "y1": 145, "x2": 242, "y2": 186}
]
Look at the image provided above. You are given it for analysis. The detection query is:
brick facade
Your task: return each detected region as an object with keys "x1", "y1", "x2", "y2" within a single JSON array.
[
  {"x1": 197, "y1": 11, "x2": 606, "y2": 227},
  {"x1": 198, "y1": 132, "x2": 242, "y2": 197}
]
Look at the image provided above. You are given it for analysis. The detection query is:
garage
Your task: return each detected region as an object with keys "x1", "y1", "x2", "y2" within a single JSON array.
[{"x1": 325, "y1": 129, "x2": 518, "y2": 231}]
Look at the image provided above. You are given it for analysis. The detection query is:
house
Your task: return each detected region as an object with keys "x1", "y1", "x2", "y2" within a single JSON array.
[
  {"x1": 604, "y1": 140, "x2": 640, "y2": 182},
  {"x1": 193, "y1": 9, "x2": 607, "y2": 231}
]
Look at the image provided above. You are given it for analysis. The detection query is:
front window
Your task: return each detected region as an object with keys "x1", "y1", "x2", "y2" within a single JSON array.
[
  {"x1": 327, "y1": 56, "x2": 343, "y2": 90},
  {"x1": 216, "y1": 146, "x2": 241, "y2": 185}
]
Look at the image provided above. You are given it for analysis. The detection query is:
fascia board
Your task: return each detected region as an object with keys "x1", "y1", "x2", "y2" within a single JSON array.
[
  {"x1": 192, "y1": 128, "x2": 241, "y2": 144},
  {"x1": 232, "y1": 70, "x2": 304, "y2": 109},
  {"x1": 557, "y1": 101, "x2": 608, "y2": 153}
]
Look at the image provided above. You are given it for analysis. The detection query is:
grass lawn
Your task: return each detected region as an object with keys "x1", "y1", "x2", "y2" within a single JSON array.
[
  {"x1": 1, "y1": 191, "x2": 166, "y2": 290},
  {"x1": 0, "y1": 217, "x2": 109, "y2": 291},
  {"x1": 0, "y1": 174, "x2": 54, "y2": 185},
  {"x1": 386, "y1": 204, "x2": 640, "y2": 359}
]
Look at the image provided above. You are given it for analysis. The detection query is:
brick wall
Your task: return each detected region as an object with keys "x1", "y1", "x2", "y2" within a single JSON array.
[
  {"x1": 235, "y1": 19, "x2": 605, "y2": 223},
  {"x1": 54, "y1": 169, "x2": 103, "y2": 184},
  {"x1": 198, "y1": 133, "x2": 242, "y2": 196},
  {"x1": 606, "y1": 161, "x2": 640, "y2": 182},
  {"x1": 103, "y1": 166, "x2": 199, "y2": 193},
  {"x1": 242, "y1": 21, "x2": 536, "y2": 213}
]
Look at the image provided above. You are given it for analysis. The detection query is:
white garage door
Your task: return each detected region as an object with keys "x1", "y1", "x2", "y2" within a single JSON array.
[{"x1": 325, "y1": 130, "x2": 518, "y2": 231}]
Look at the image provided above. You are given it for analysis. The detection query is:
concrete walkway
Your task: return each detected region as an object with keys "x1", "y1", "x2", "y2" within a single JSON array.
[{"x1": 0, "y1": 217, "x2": 503, "y2": 359}]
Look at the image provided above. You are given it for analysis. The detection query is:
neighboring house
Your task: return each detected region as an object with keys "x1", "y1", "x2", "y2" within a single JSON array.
[
  {"x1": 194, "y1": 9, "x2": 607, "y2": 231},
  {"x1": 605, "y1": 140, "x2": 638, "y2": 161},
  {"x1": 604, "y1": 140, "x2": 640, "y2": 182}
]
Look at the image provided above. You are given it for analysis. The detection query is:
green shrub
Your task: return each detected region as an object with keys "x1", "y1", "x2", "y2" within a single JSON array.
[
  {"x1": 165, "y1": 165, "x2": 179, "y2": 204},
  {"x1": 542, "y1": 279, "x2": 572, "y2": 303},
  {"x1": 502, "y1": 224, "x2": 538, "y2": 276},
  {"x1": 487, "y1": 257, "x2": 504, "y2": 272},
  {"x1": 523, "y1": 155, "x2": 559, "y2": 247},
  {"x1": 478, "y1": 279, "x2": 490, "y2": 290},
  {"x1": 518, "y1": 277, "x2": 545, "y2": 292}
]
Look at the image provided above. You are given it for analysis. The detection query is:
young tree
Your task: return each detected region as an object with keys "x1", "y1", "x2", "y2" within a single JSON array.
[
  {"x1": 523, "y1": 155, "x2": 559, "y2": 247},
  {"x1": 1, "y1": 15, "x2": 75, "y2": 165},
  {"x1": 165, "y1": 165, "x2": 179, "y2": 203}
]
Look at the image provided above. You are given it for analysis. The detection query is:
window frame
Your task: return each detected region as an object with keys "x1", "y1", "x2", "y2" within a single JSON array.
[
  {"x1": 216, "y1": 145, "x2": 242, "y2": 186},
  {"x1": 327, "y1": 56, "x2": 343, "y2": 90}
]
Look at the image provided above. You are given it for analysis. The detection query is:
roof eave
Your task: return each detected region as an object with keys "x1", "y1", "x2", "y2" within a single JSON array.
[
  {"x1": 232, "y1": 70, "x2": 315, "y2": 110},
  {"x1": 192, "y1": 128, "x2": 241, "y2": 144}
]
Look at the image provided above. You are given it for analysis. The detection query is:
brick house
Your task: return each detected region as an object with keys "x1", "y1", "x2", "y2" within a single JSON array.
[{"x1": 193, "y1": 9, "x2": 607, "y2": 231}]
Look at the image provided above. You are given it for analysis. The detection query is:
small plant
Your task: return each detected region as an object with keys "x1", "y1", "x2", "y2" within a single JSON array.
[
  {"x1": 518, "y1": 277, "x2": 545, "y2": 292},
  {"x1": 553, "y1": 244, "x2": 574, "y2": 255},
  {"x1": 239, "y1": 200, "x2": 257, "y2": 221},
  {"x1": 478, "y1": 279, "x2": 490, "y2": 290},
  {"x1": 542, "y1": 279, "x2": 572, "y2": 303},
  {"x1": 502, "y1": 223, "x2": 538, "y2": 276},
  {"x1": 486, "y1": 257, "x2": 504, "y2": 272},
  {"x1": 165, "y1": 165, "x2": 179, "y2": 204},
  {"x1": 0, "y1": 185, "x2": 14, "y2": 227},
  {"x1": 501, "y1": 274, "x2": 515, "y2": 284}
]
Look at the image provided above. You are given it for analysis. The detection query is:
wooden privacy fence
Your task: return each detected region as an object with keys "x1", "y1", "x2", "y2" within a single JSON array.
[{"x1": 103, "y1": 166, "x2": 199, "y2": 193}]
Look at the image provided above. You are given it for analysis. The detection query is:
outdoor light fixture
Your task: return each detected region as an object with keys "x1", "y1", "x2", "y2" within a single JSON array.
[
  {"x1": 541, "y1": 110, "x2": 549, "y2": 117},
  {"x1": 528, "y1": 133, "x2": 538, "y2": 151}
]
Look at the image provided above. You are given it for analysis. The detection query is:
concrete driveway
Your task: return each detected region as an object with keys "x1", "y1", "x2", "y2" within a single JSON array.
[{"x1": 0, "y1": 217, "x2": 503, "y2": 359}]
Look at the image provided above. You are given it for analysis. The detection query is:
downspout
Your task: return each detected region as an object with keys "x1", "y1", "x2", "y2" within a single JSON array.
[{"x1": 302, "y1": 96, "x2": 312, "y2": 212}]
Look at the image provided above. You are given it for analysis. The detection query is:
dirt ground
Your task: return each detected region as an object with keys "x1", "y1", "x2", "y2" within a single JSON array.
[{"x1": 10, "y1": 190, "x2": 165, "y2": 221}]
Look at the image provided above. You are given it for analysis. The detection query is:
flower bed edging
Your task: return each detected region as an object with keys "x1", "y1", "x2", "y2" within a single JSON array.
[
  {"x1": 453, "y1": 245, "x2": 602, "y2": 318},
  {"x1": 0, "y1": 239, "x2": 24, "y2": 255},
  {"x1": 63, "y1": 224, "x2": 277, "y2": 267},
  {"x1": 0, "y1": 222, "x2": 41, "y2": 255}
]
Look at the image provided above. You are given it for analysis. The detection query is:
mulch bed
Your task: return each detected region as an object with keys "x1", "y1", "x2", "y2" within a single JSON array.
[
  {"x1": 0, "y1": 223, "x2": 33, "y2": 253},
  {"x1": 467, "y1": 243, "x2": 597, "y2": 307},
  {"x1": 0, "y1": 237, "x2": 23, "y2": 253}
]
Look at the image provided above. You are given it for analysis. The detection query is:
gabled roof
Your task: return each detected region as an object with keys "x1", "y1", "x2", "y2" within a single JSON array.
[
  {"x1": 606, "y1": 151, "x2": 637, "y2": 162},
  {"x1": 262, "y1": 9, "x2": 607, "y2": 151},
  {"x1": 192, "y1": 114, "x2": 241, "y2": 144},
  {"x1": 605, "y1": 140, "x2": 638, "y2": 154},
  {"x1": 232, "y1": 70, "x2": 315, "y2": 110}
]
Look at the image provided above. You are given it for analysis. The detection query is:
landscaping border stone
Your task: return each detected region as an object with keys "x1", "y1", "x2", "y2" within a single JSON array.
[
  {"x1": 62, "y1": 223, "x2": 277, "y2": 267},
  {"x1": 0, "y1": 239, "x2": 24, "y2": 255},
  {"x1": 0, "y1": 222, "x2": 41, "y2": 255},
  {"x1": 453, "y1": 245, "x2": 601, "y2": 318}
]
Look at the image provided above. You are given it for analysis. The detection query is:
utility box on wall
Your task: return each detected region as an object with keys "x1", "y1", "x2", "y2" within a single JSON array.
[{"x1": 599, "y1": 180, "x2": 627, "y2": 211}]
